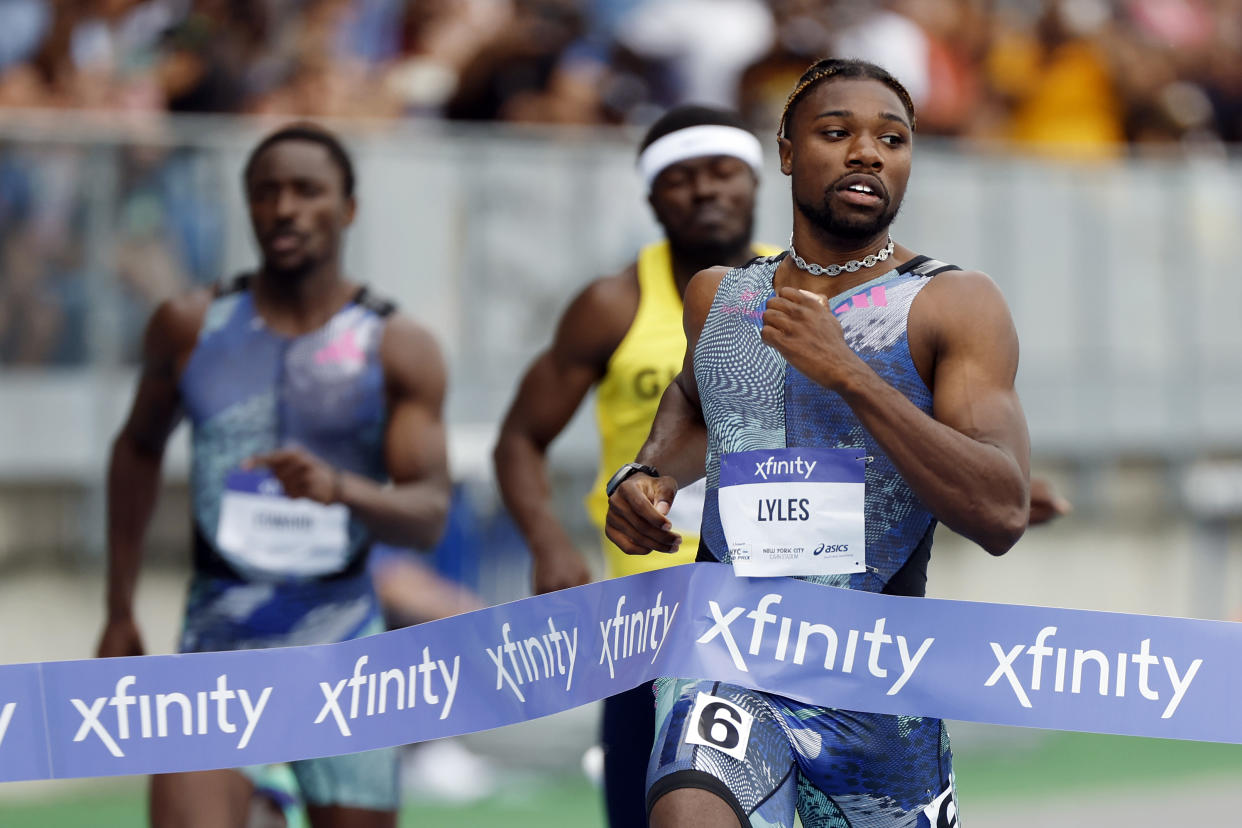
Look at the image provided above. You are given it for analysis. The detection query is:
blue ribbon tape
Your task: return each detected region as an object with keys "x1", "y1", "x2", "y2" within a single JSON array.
[{"x1": 1, "y1": 563, "x2": 1237, "y2": 781}]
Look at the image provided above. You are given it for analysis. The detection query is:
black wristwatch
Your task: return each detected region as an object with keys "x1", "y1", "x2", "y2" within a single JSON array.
[{"x1": 605, "y1": 462, "x2": 660, "y2": 497}]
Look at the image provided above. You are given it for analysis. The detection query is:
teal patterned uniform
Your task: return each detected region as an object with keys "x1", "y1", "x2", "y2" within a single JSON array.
[
  {"x1": 178, "y1": 276, "x2": 399, "y2": 809},
  {"x1": 648, "y1": 254, "x2": 962, "y2": 827}
]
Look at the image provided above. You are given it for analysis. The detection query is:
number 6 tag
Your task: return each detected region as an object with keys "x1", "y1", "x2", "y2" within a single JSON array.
[{"x1": 684, "y1": 692, "x2": 753, "y2": 761}]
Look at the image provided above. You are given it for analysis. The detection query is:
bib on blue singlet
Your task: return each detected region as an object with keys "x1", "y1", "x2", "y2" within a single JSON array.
[
  {"x1": 718, "y1": 447, "x2": 866, "y2": 577},
  {"x1": 216, "y1": 469, "x2": 350, "y2": 579}
]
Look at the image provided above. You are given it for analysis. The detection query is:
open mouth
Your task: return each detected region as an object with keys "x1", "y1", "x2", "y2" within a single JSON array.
[{"x1": 835, "y1": 175, "x2": 886, "y2": 207}]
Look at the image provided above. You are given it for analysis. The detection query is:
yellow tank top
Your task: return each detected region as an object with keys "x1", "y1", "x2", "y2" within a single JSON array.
[{"x1": 586, "y1": 240, "x2": 782, "y2": 578}]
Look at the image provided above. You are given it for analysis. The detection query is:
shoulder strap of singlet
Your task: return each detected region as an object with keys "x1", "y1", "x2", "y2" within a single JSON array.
[
  {"x1": 739, "y1": 249, "x2": 787, "y2": 270},
  {"x1": 354, "y1": 286, "x2": 398, "y2": 317},
  {"x1": 898, "y1": 255, "x2": 960, "y2": 278},
  {"x1": 210, "y1": 275, "x2": 397, "y2": 318}
]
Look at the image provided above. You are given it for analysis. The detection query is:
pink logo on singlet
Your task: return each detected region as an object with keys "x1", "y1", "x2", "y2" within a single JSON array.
[
  {"x1": 719, "y1": 288, "x2": 765, "y2": 320},
  {"x1": 833, "y1": 285, "x2": 888, "y2": 317},
  {"x1": 315, "y1": 329, "x2": 364, "y2": 368}
]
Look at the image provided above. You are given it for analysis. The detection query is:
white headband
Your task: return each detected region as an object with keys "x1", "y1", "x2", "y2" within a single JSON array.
[{"x1": 637, "y1": 124, "x2": 764, "y2": 191}]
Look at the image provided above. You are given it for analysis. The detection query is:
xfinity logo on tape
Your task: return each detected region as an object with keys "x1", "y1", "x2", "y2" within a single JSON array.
[
  {"x1": 598, "y1": 592, "x2": 680, "y2": 679},
  {"x1": 71, "y1": 675, "x2": 272, "y2": 758},
  {"x1": 696, "y1": 594, "x2": 934, "y2": 696},
  {"x1": 986, "y1": 626, "x2": 1203, "y2": 719},
  {"x1": 314, "y1": 649, "x2": 460, "y2": 737},
  {"x1": 753, "y1": 455, "x2": 818, "y2": 481},
  {"x1": 487, "y1": 620, "x2": 578, "y2": 703}
]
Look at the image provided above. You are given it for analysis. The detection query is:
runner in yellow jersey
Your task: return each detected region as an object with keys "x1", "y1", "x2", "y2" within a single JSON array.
[
  {"x1": 586, "y1": 237, "x2": 779, "y2": 578},
  {"x1": 494, "y1": 105, "x2": 779, "y2": 827}
]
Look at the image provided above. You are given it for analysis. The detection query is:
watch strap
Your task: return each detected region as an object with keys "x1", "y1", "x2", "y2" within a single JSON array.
[{"x1": 605, "y1": 462, "x2": 660, "y2": 497}]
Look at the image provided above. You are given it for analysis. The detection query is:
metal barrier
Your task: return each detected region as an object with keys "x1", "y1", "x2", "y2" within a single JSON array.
[{"x1": 0, "y1": 115, "x2": 1239, "y2": 569}]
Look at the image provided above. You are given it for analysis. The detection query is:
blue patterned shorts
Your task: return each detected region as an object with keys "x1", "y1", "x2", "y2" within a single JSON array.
[{"x1": 647, "y1": 678, "x2": 958, "y2": 828}]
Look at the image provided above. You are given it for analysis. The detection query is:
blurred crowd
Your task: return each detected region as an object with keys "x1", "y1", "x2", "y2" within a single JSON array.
[
  {"x1": 0, "y1": 141, "x2": 223, "y2": 365},
  {"x1": 0, "y1": 0, "x2": 1238, "y2": 151},
  {"x1": 2, "y1": 0, "x2": 1242, "y2": 366}
]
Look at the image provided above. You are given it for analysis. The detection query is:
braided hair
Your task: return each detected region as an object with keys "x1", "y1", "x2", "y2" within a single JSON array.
[{"x1": 778, "y1": 58, "x2": 917, "y2": 139}]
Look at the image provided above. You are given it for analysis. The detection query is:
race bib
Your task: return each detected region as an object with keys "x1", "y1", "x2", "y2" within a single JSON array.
[
  {"x1": 216, "y1": 470, "x2": 351, "y2": 579},
  {"x1": 718, "y1": 447, "x2": 866, "y2": 577},
  {"x1": 684, "y1": 692, "x2": 753, "y2": 760}
]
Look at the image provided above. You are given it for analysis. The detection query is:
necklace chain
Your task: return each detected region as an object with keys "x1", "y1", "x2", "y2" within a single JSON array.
[{"x1": 788, "y1": 235, "x2": 894, "y2": 278}]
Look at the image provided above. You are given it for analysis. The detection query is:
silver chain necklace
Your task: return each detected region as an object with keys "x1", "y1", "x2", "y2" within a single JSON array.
[{"x1": 788, "y1": 235, "x2": 894, "y2": 277}]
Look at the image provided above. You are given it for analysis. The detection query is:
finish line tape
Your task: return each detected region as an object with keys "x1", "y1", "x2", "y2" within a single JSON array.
[{"x1": 0, "y1": 563, "x2": 1236, "y2": 781}]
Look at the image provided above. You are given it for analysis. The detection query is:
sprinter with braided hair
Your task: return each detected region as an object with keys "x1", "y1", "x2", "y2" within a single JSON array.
[{"x1": 607, "y1": 58, "x2": 1031, "y2": 828}]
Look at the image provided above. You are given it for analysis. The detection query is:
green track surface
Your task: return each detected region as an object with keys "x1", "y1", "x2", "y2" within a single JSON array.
[
  {"x1": 0, "y1": 776, "x2": 605, "y2": 828},
  {"x1": 3, "y1": 731, "x2": 1241, "y2": 827},
  {"x1": 954, "y1": 730, "x2": 1242, "y2": 802}
]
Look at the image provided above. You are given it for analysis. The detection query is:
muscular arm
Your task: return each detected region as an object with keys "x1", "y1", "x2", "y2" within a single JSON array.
[
  {"x1": 764, "y1": 271, "x2": 1030, "y2": 555},
  {"x1": 348, "y1": 315, "x2": 451, "y2": 547},
  {"x1": 98, "y1": 294, "x2": 207, "y2": 657},
  {"x1": 493, "y1": 274, "x2": 634, "y2": 593},
  {"x1": 607, "y1": 267, "x2": 724, "y2": 556}
]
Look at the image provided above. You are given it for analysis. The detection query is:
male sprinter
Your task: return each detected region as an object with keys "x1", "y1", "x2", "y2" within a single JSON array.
[
  {"x1": 493, "y1": 105, "x2": 780, "y2": 826},
  {"x1": 607, "y1": 59, "x2": 1031, "y2": 828},
  {"x1": 96, "y1": 123, "x2": 451, "y2": 828}
]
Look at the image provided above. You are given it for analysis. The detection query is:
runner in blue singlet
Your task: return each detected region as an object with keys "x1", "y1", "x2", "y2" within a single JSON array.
[
  {"x1": 605, "y1": 59, "x2": 1034, "y2": 828},
  {"x1": 95, "y1": 123, "x2": 451, "y2": 828}
]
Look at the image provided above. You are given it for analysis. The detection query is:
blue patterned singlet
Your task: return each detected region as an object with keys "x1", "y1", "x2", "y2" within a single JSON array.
[
  {"x1": 697, "y1": 253, "x2": 958, "y2": 596},
  {"x1": 177, "y1": 275, "x2": 394, "y2": 653},
  {"x1": 647, "y1": 253, "x2": 965, "y2": 828}
]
